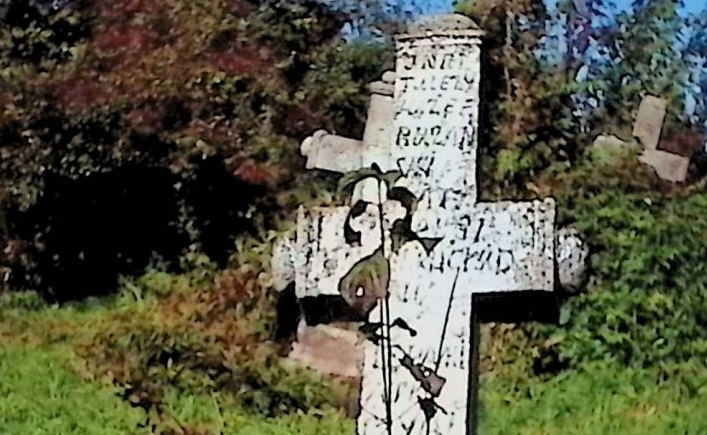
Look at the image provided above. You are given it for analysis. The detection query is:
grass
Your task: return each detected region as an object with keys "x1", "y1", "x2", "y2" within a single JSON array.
[
  {"x1": 1, "y1": 269, "x2": 707, "y2": 434},
  {"x1": 0, "y1": 342, "x2": 353, "y2": 435},
  {"x1": 0, "y1": 273, "x2": 354, "y2": 435},
  {"x1": 0, "y1": 346, "x2": 146, "y2": 435},
  {"x1": 480, "y1": 362, "x2": 707, "y2": 435}
]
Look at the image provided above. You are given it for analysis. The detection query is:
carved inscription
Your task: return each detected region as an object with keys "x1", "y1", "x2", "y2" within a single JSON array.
[
  {"x1": 398, "y1": 73, "x2": 477, "y2": 93},
  {"x1": 392, "y1": 39, "x2": 481, "y2": 205},
  {"x1": 357, "y1": 197, "x2": 556, "y2": 435},
  {"x1": 395, "y1": 124, "x2": 476, "y2": 150}
]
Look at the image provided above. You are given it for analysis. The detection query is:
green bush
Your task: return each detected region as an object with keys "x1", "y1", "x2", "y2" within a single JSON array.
[
  {"x1": 84, "y1": 268, "x2": 352, "y2": 424},
  {"x1": 0, "y1": 290, "x2": 45, "y2": 311},
  {"x1": 549, "y1": 190, "x2": 707, "y2": 368}
]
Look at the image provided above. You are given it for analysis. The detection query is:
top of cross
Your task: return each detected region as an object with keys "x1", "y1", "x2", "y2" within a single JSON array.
[{"x1": 401, "y1": 13, "x2": 484, "y2": 39}]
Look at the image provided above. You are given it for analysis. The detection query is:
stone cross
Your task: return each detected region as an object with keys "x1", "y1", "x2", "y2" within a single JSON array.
[{"x1": 272, "y1": 14, "x2": 588, "y2": 435}]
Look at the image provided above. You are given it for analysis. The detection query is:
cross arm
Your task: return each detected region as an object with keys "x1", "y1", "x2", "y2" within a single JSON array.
[
  {"x1": 300, "y1": 130, "x2": 366, "y2": 174},
  {"x1": 270, "y1": 200, "x2": 589, "y2": 297}
]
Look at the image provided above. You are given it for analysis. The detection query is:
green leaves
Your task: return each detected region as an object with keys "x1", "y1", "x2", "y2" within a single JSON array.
[
  {"x1": 338, "y1": 247, "x2": 390, "y2": 317},
  {"x1": 390, "y1": 218, "x2": 442, "y2": 255},
  {"x1": 343, "y1": 200, "x2": 368, "y2": 246},
  {"x1": 336, "y1": 164, "x2": 402, "y2": 197},
  {"x1": 549, "y1": 188, "x2": 707, "y2": 369},
  {"x1": 387, "y1": 186, "x2": 418, "y2": 215}
]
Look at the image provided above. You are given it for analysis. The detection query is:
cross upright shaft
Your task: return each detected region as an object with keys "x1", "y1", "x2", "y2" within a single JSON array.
[
  {"x1": 391, "y1": 19, "x2": 484, "y2": 223},
  {"x1": 356, "y1": 16, "x2": 565, "y2": 435}
]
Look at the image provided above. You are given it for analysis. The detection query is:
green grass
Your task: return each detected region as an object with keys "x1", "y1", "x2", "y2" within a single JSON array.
[
  {"x1": 0, "y1": 291, "x2": 354, "y2": 435},
  {"x1": 480, "y1": 362, "x2": 707, "y2": 435},
  {"x1": 0, "y1": 346, "x2": 146, "y2": 435},
  {"x1": 4, "y1": 338, "x2": 707, "y2": 435},
  {"x1": 2, "y1": 282, "x2": 707, "y2": 434},
  {"x1": 0, "y1": 341, "x2": 353, "y2": 435},
  {"x1": 165, "y1": 390, "x2": 353, "y2": 434}
]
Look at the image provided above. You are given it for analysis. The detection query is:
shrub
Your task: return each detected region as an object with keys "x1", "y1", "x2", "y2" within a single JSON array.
[
  {"x1": 81, "y1": 268, "x2": 352, "y2": 426},
  {"x1": 0, "y1": 0, "x2": 380, "y2": 301}
]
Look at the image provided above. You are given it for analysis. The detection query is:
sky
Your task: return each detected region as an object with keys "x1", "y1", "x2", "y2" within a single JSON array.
[
  {"x1": 419, "y1": 0, "x2": 707, "y2": 15},
  {"x1": 335, "y1": 0, "x2": 707, "y2": 38}
]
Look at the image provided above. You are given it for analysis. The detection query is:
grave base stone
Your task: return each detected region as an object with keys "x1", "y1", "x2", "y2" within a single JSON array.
[{"x1": 288, "y1": 321, "x2": 364, "y2": 379}]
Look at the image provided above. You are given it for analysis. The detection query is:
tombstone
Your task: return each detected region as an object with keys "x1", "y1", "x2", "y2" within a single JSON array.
[
  {"x1": 272, "y1": 13, "x2": 588, "y2": 435},
  {"x1": 301, "y1": 130, "x2": 365, "y2": 173},
  {"x1": 297, "y1": 71, "x2": 397, "y2": 176},
  {"x1": 633, "y1": 95, "x2": 667, "y2": 151},
  {"x1": 590, "y1": 134, "x2": 636, "y2": 152},
  {"x1": 629, "y1": 95, "x2": 691, "y2": 183}
]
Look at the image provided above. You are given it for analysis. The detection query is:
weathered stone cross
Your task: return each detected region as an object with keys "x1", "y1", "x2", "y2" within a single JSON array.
[{"x1": 272, "y1": 14, "x2": 588, "y2": 435}]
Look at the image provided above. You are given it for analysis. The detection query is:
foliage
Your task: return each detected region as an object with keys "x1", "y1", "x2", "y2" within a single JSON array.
[
  {"x1": 0, "y1": 0, "x2": 392, "y2": 300},
  {"x1": 2, "y1": 0, "x2": 707, "y2": 433},
  {"x1": 473, "y1": 152, "x2": 707, "y2": 379},
  {"x1": 568, "y1": 0, "x2": 694, "y2": 131},
  {"x1": 456, "y1": 0, "x2": 585, "y2": 194},
  {"x1": 0, "y1": 342, "x2": 351, "y2": 435},
  {"x1": 456, "y1": 0, "x2": 705, "y2": 194},
  {"x1": 6, "y1": 267, "x2": 707, "y2": 434},
  {"x1": 83, "y1": 269, "x2": 352, "y2": 424},
  {"x1": 550, "y1": 190, "x2": 707, "y2": 368}
]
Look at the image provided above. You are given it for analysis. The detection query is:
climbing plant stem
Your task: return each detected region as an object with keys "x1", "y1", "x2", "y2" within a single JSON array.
[{"x1": 377, "y1": 180, "x2": 394, "y2": 435}]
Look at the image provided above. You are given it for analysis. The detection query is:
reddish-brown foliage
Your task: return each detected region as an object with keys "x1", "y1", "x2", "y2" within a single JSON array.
[
  {"x1": 225, "y1": 0, "x2": 256, "y2": 17},
  {"x1": 208, "y1": 47, "x2": 274, "y2": 76},
  {"x1": 127, "y1": 104, "x2": 167, "y2": 136},
  {"x1": 278, "y1": 104, "x2": 333, "y2": 140},
  {"x1": 54, "y1": 76, "x2": 119, "y2": 111},
  {"x1": 94, "y1": 26, "x2": 157, "y2": 53},
  {"x1": 0, "y1": 0, "x2": 382, "y2": 299},
  {"x1": 233, "y1": 159, "x2": 285, "y2": 188}
]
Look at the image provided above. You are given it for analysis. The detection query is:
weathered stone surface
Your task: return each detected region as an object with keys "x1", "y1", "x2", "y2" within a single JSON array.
[
  {"x1": 392, "y1": 27, "x2": 482, "y2": 213},
  {"x1": 406, "y1": 13, "x2": 482, "y2": 34},
  {"x1": 271, "y1": 232, "x2": 296, "y2": 291},
  {"x1": 591, "y1": 134, "x2": 635, "y2": 151},
  {"x1": 633, "y1": 95, "x2": 667, "y2": 151},
  {"x1": 639, "y1": 149, "x2": 690, "y2": 183},
  {"x1": 368, "y1": 81, "x2": 394, "y2": 97},
  {"x1": 288, "y1": 321, "x2": 363, "y2": 379},
  {"x1": 300, "y1": 71, "x2": 397, "y2": 179},
  {"x1": 300, "y1": 130, "x2": 363, "y2": 173},
  {"x1": 351, "y1": 178, "x2": 386, "y2": 205},
  {"x1": 362, "y1": 74, "x2": 396, "y2": 171},
  {"x1": 381, "y1": 70, "x2": 396, "y2": 84},
  {"x1": 358, "y1": 201, "x2": 556, "y2": 435},
  {"x1": 293, "y1": 202, "x2": 405, "y2": 300},
  {"x1": 556, "y1": 228, "x2": 589, "y2": 294}
]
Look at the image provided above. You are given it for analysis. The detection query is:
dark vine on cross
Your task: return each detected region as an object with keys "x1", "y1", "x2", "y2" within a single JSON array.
[{"x1": 336, "y1": 163, "x2": 457, "y2": 435}]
